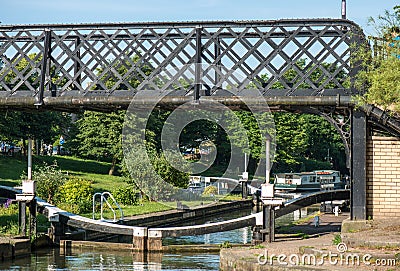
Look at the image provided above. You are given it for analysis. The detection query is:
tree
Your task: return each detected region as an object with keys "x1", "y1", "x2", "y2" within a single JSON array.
[
  {"x1": 71, "y1": 53, "x2": 154, "y2": 175},
  {"x1": 273, "y1": 112, "x2": 308, "y2": 172},
  {"x1": 0, "y1": 111, "x2": 70, "y2": 154},
  {"x1": 354, "y1": 6, "x2": 400, "y2": 111},
  {"x1": 300, "y1": 114, "x2": 346, "y2": 173},
  {"x1": 28, "y1": 161, "x2": 68, "y2": 204},
  {"x1": 72, "y1": 110, "x2": 124, "y2": 175},
  {"x1": 123, "y1": 145, "x2": 190, "y2": 201},
  {"x1": 270, "y1": 113, "x2": 346, "y2": 174},
  {"x1": 0, "y1": 53, "x2": 72, "y2": 152}
]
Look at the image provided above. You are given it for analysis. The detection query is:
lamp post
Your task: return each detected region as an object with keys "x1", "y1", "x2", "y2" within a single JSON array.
[{"x1": 341, "y1": 0, "x2": 346, "y2": 19}]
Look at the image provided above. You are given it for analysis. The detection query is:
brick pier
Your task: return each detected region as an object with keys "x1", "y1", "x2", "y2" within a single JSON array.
[{"x1": 367, "y1": 136, "x2": 400, "y2": 219}]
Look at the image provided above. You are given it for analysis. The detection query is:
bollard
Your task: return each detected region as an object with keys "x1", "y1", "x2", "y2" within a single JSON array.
[
  {"x1": 251, "y1": 226, "x2": 263, "y2": 245},
  {"x1": 314, "y1": 215, "x2": 320, "y2": 227},
  {"x1": 334, "y1": 206, "x2": 340, "y2": 216}
]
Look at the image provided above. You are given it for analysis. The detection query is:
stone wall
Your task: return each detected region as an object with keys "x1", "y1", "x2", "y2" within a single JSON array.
[{"x1": 366, "y1": 136, "x2": 400, "y2": 219}]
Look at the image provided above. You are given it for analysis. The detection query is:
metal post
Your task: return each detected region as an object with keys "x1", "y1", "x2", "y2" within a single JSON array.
[
  {"x1": 265, "y1": 134, "x2": 271, "y2": 183},
  {"x1": 341, "y1": 0, "x2": 346, "y2": 19},
  {"x1": 27, "y1": 139, "x2": 32, "y2": 180},
  {"x1": 74, "y1": 36, "x2": 82, "y2": 89},
  {"x1": 36, "y1": 29, "x2": 52, "y2": 106},
  {"x1": 194, "y1": 26, "x2": 202, "y2": 102},
  {"x1": 214, "y1": 38, "x2": 221, "y2": 90},
  {"x1": 351, "y1": 109, "x2": 367, "y2": 220},
  {"x1": 244, "y1": 153, "x2": 247, "y2": 172}
]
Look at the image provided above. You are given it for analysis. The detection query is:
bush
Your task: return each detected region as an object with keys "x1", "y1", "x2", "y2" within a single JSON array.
[
  {"x1": 0, "y1": 204, "x2": 19, "y2": 235},
  {"x1": 27, "y1": 161, "x2": 68, "y2": 204},
  {"x1": 57, "y1": 178, "x2": 93, "y2": 214},
  {"x1": 111, "y1": 185, "x2": 138, "y2": 205},
  {"x1": 202, "y1": 185, "x2": 218, "y2": 196}
]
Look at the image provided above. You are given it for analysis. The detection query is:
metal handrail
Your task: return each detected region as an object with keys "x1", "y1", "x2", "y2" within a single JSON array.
[{"x1": 92, "y1": 192, "x2": 124, "y2": 222}]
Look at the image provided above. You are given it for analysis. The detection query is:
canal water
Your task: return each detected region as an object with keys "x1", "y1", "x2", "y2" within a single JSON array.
[{"x1": 0, "y1": 207, "x2": 318, "y2": 271}]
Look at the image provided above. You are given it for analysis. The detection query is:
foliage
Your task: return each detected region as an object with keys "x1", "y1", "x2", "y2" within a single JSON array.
[
  {"x1": 353, "y1": 6, "x2": 400, "y2": 111},
  {"x1": 124, "y1": 146, "x2": 190, "y2": 201},
  {"x1": 332, "y1": 233, "x2": 342, "y2": 245},
  {"x1": 72, "y1": 111, "x2": 124, "y2": 175},
  {"x1": 272, "y1": 113, "x2": 346, "y2": 173},
  {"x1": 0, "y1": 53, "x2": 42, "y2": 91},
  {"x1": 111, "y1": 185, "x2": 138, "y2": 205},
  {"x1": 0, "y1": 111, "x2": 69, "y2": 144},
  {"x1": 57, "y1": 178, "x2": 94, "y2": 213},
  {"x1": 0, "y1": 204, "x2": 19, "y2": 236},
  {"x1": 273, "y1": 113, "x2": 308, "y2": 172},
  {"x1": 359, "y1": 55, "x2": 400, "y2": 111},
  {"x1": 71, "y1": 53, "x2": 154, "y2": 175},
  {"x1": 219, "y1": 241, "x2": 232, "y2": 248},
  {"x1": 202, "y1": 185, "x2": 218, "y2": 196},
  {"x1": 152, "y1": 150, "x2": 191, "y2": 188},
  {"x1": 27, "y1": 161, "x2": 68, "y2": 204},
  {"x1": 367, "y1": 5, "x2": 400, "y2": 36}
]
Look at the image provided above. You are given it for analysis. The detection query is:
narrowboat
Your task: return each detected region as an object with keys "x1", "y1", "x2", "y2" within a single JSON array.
[{"x1": 274, "y1": 170, "x2": 344, "y2": 191}]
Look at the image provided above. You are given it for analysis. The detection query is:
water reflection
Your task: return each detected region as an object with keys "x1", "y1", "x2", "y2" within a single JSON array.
[{"x1": 0, "y1": 249, "x2": 220, "y2": 271}]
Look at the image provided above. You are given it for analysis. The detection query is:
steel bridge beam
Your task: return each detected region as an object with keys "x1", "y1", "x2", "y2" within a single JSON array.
[{"x1": 0, "y1": 94, "x2": 354, "y2": 111}]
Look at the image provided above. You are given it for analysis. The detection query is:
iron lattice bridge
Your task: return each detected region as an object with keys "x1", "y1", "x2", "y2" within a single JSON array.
[{"x1": 0, "y1": 19, "x2": 363, "y2": 112}]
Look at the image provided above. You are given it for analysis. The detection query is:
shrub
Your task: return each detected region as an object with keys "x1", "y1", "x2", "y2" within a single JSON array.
[
  {"x1": 202, "y1": 185, "x2": 218, "y2": 196},
  {"x1": 0, "y1": 204, "x2": 19, "y2": 235},
  {"x1": 27, "y1": 161, "x2": 68, "y2": 204},
  {"x1": 57, "y1": 178, "x2": 94, "y2": 214},
  {"x1": 111, "y1": 185, "x2": 138, "y2": 205},
  {"x1": 332, "y1": 233, "x2": 342, "y2": 245}
]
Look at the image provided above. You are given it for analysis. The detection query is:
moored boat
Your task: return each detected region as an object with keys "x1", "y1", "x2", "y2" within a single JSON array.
[{"x1": 274, "y1": 170, "x2": 344, "y2": 191}]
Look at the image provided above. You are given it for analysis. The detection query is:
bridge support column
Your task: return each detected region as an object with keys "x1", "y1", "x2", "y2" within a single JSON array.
[{"x1": 351, "y1": 109, "x2": 367, "y2": 220}]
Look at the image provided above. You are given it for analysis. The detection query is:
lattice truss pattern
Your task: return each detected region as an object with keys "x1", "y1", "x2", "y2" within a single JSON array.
[{"x1": 0, "y1": 20, "x2": 363, "y2": 98}]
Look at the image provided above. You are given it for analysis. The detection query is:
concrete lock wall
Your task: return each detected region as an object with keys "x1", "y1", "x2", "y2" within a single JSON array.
[{"x1": 367, "y1": 136, "x2": 400, "y2": 219}]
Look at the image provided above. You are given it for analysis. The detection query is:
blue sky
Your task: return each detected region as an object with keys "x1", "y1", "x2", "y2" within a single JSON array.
[{"x1": 0, "y1": 0, "x2": 396, "y2": 35}]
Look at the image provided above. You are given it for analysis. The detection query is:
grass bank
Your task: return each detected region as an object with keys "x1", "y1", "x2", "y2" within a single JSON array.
[{"x1": 0, "y1": 155, "x2": 127, "y2": 191}]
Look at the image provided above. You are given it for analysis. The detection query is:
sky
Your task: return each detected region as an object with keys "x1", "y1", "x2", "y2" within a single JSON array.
[{"x1": 0, "y1": 1, "x2": 397, "y2": 35}]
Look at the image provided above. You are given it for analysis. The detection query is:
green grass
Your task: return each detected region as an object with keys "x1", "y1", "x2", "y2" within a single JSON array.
[
  {"x1": 33, "y1": 155, "x2": 127, "y2": 191},
  {"x1": 0, "y1": 155, "x2": 27, "y2": 187},
  {"x1": 84, "y1": 201, "x2": 173, "y2": 219},
  {"x1": 0, "y1": 155, "x2": 126, "y2": 192}
]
